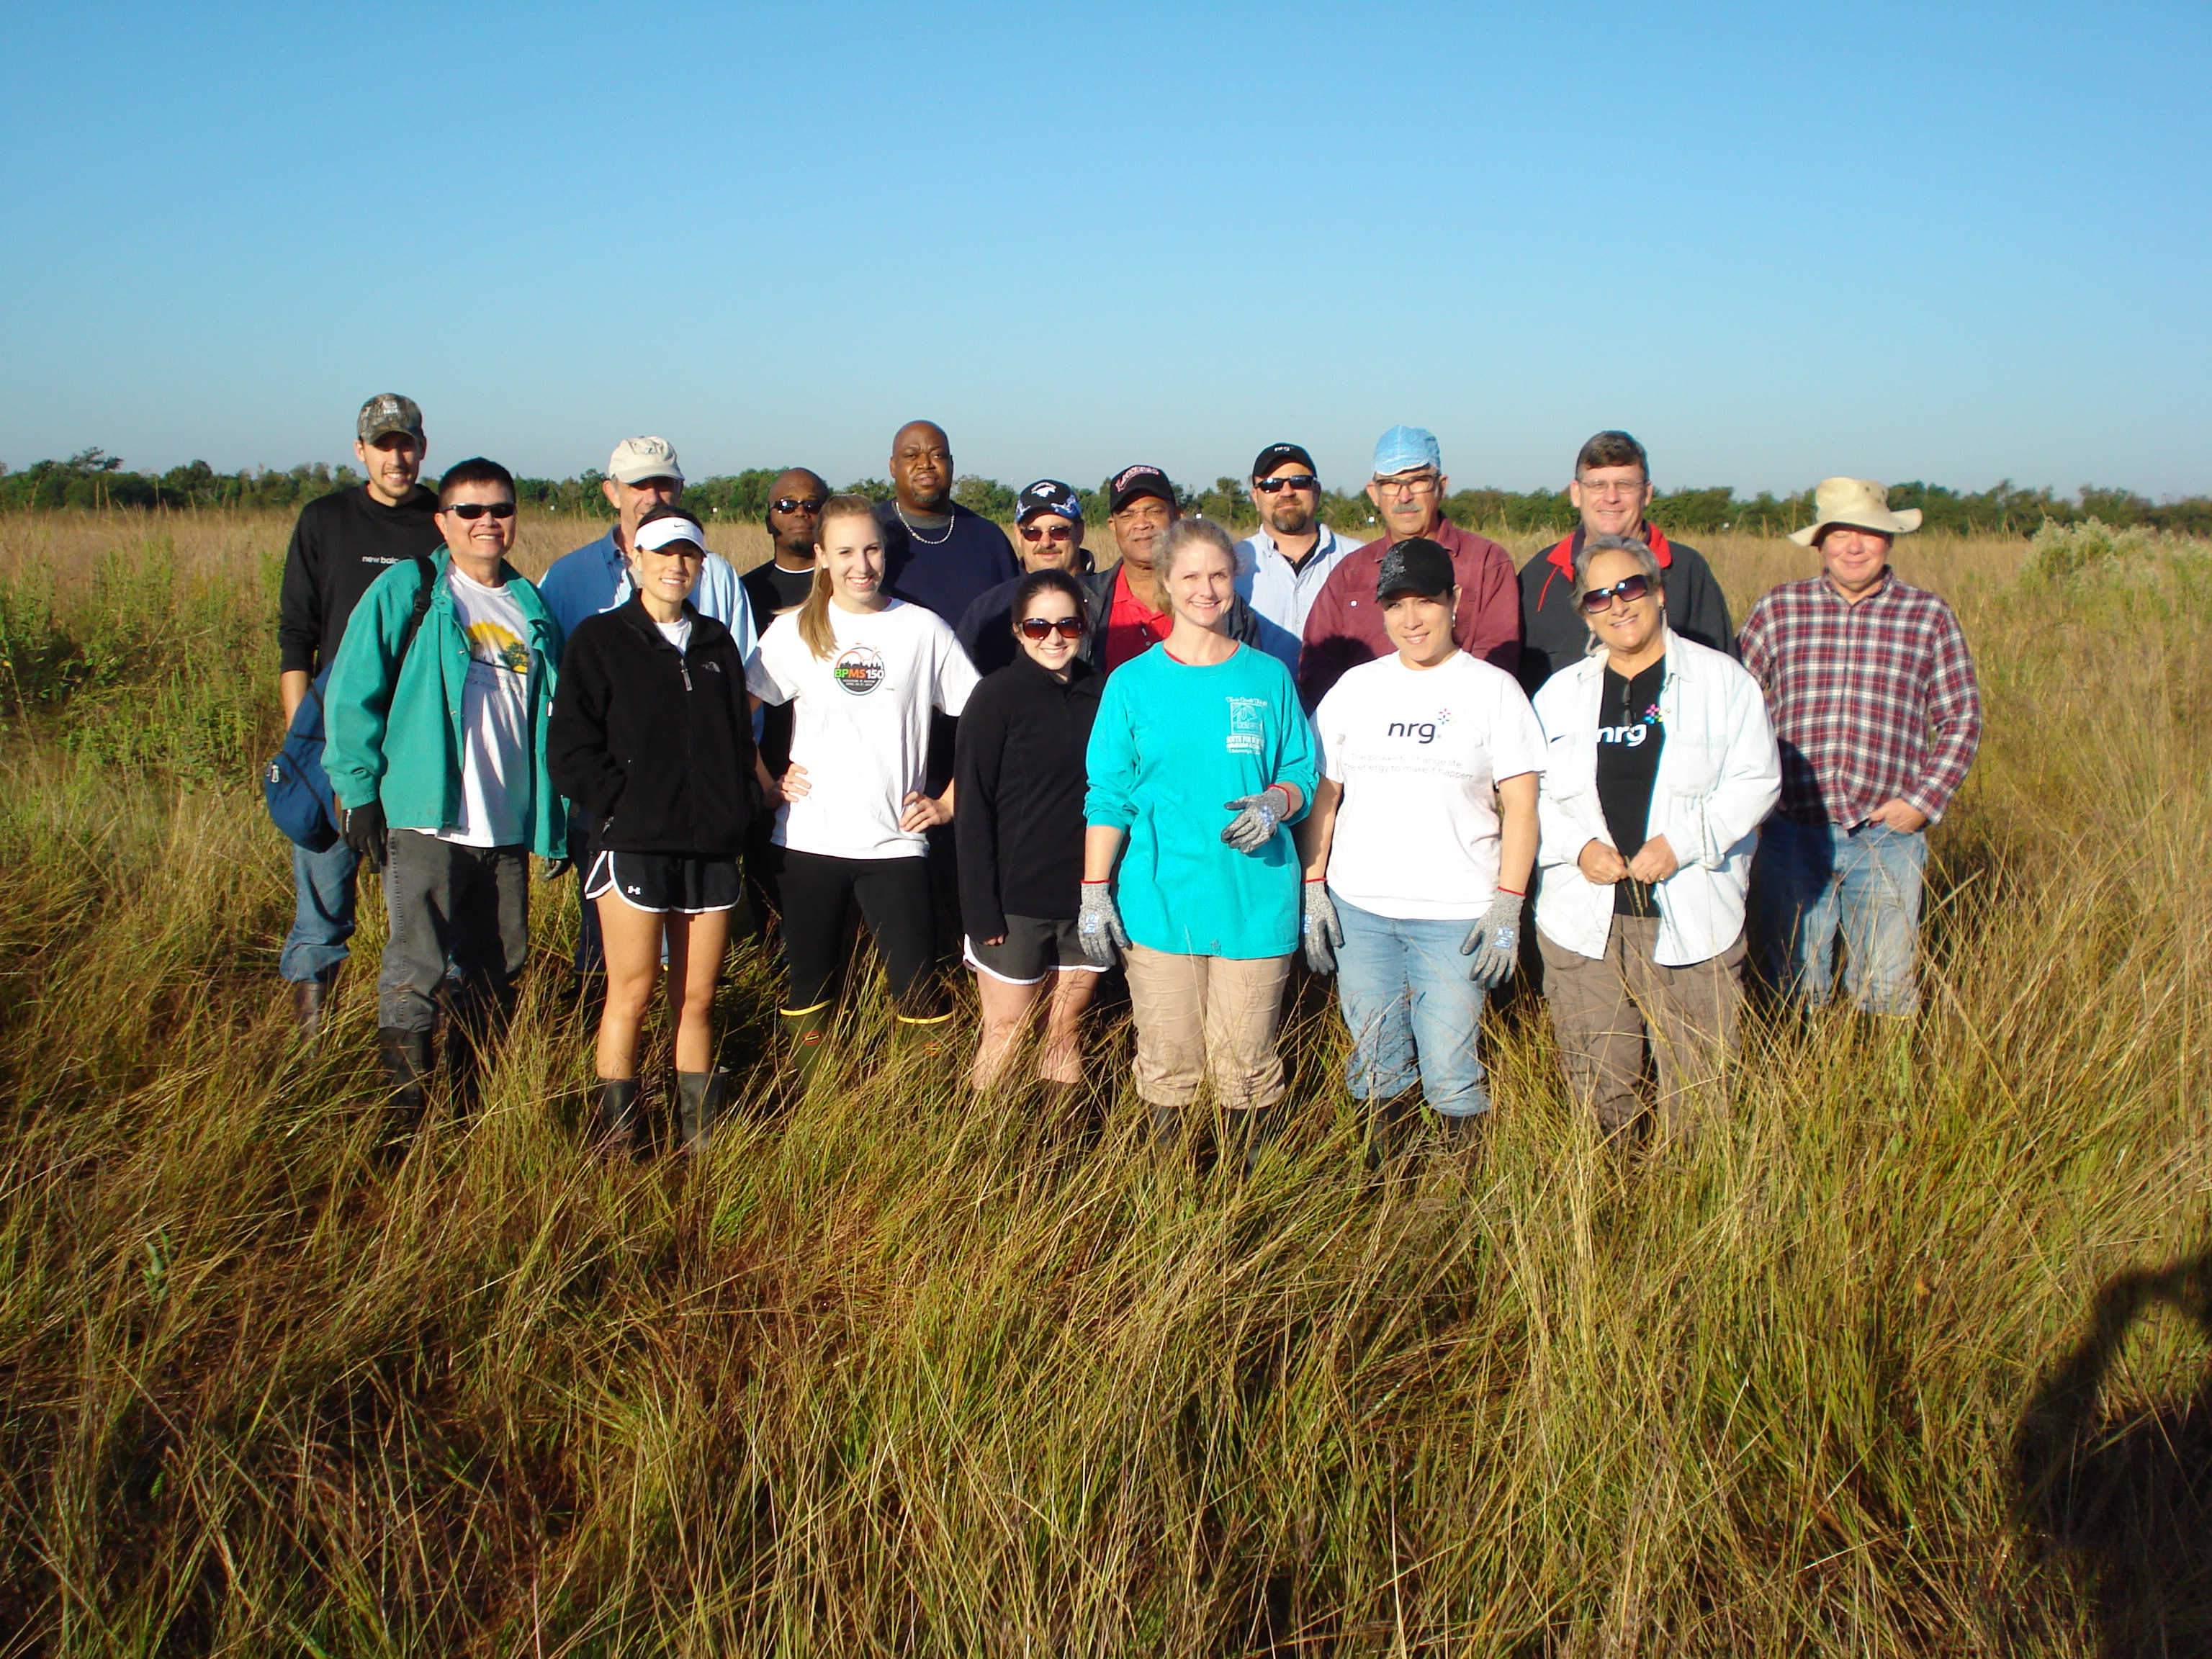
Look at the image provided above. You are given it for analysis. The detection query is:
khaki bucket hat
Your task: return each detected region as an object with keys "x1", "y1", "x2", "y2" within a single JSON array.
[{"x1": 1789, "y1": 477, "x2": 1924, "y2": 546}]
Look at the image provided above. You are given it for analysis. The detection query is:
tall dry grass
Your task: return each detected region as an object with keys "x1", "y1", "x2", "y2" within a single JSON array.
[{"x1": 0, "y1": 508, "x2": 2206, "y2": 1655}]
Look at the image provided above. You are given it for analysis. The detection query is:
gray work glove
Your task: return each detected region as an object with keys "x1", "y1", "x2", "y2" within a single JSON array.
[
  {"x1": 1220, "y1": 784, "x2": 1295, "y2": 853},
  {"x1": 1077, "y1": 881, "x2": 1130, "y2": 969},
  {"x1": 1301, "y1": 880, "x2": 1344, "y2": 975},
  {"x1": 1459, "y1": 891, "x2": 1524, "y2": 989}
]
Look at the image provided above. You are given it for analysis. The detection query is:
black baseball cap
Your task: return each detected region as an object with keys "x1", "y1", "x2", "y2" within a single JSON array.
[
  {"x1": 1108, "y1": 464, "x2": 1177, "y2": 514},
  {"x1": 1251, "y1": 441, "x2": 1316, "y2": 481},
  {"x1": 1016, "y1": 478, "x2": 1083, "y2": 525},
  {"x1": 1376, "y1": 538, "x2": 1457, "y2": 601}
]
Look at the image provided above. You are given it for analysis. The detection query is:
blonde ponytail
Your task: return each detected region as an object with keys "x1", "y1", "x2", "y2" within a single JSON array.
[{"x1": 799, "y1": 494, "x2": 883, "y2": 660}]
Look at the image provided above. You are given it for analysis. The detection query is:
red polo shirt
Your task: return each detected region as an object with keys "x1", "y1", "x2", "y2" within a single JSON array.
[{"x1": 1103, "y1": 565, "x2": 1173, "y2": 669}]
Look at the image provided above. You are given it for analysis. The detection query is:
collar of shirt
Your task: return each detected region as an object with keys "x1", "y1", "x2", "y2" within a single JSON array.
[{"x1": 1822, "y1": 567, "x2": 1895, "y2": 608}]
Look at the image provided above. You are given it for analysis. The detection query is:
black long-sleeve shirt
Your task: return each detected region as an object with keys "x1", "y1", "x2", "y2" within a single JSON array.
[
  {"x1": 953, "y1": 654, "x2": 1101, "y2": 939},
  {"x1": 276, "y1": 485, "x2": 443, "y2": 677}
]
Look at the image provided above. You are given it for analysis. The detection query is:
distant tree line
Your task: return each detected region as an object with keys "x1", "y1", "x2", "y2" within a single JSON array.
[{"x1": 6, "y1": 448, "x2": 2209, "y2": 539}]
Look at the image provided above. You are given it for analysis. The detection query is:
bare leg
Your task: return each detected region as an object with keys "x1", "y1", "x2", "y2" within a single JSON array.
[
  {"x1": 1036, "y1": 968, "x2": 1100, "y2": 1084},
  {"x1": 594, "y1": 894, "x2": 665, "y2": 1081},
  {"x1": 972, "y1": 971, "x2": 1043, "y2": 1091},
  {"x1": 662, "y1": 909, "x2": 732, "y2": 1076}
]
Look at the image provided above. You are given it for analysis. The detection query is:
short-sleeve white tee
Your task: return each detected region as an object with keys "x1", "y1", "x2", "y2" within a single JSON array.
[
  {"x1": 1314, "y1": 650, "x2": 1546, "y2": 919},
  {"x1": 441, "y1": 566, "x2": 533, "y2": 848},
  {"x1": 747, "y1": 599, "x2": 980, "y2": 860}
]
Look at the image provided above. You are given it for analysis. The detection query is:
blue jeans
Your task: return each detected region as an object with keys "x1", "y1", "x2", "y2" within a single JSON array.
[
  {"x1": 1332, "y1": 896, "x2": 1489, "y2": 1117},
  {"x1": 1751, "y1": 816, "x2": 1929, "y2": 1016},
  {"x1": 279, "y1": 836, "x2": 358, "y2": 983}
]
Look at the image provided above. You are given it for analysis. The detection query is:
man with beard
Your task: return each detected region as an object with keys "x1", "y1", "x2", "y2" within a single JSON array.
[{"x1": 1233, "y1": 441, "x2": 1363, "y2": 679}]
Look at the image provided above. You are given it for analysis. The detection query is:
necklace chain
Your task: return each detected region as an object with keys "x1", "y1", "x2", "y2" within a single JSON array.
[{"x1": 895, "y1": 503, "x2": 956, "y2": 546}]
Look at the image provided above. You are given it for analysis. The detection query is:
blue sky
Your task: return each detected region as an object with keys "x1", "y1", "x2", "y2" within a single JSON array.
[{"x1": 1, "y1": 1, "x2": 2205, "y2": 497}]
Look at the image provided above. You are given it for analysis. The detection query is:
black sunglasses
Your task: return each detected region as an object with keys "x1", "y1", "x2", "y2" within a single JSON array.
[
  {"x1": 772, "y1": 495, "x2": 827, "y2": 516},
  {"x1": 1579, "y1": 573, "x2": 1653, "y2": 613},
  {"x1": 1254, "y1": 475, "x2": 1319, "y2": 494},
  {"x1": 1016, "y1": 616, "x2": 1085, "y2": 641},
  {"x1": 442, "y1": 500, "x2": 516, "y2": 520}
]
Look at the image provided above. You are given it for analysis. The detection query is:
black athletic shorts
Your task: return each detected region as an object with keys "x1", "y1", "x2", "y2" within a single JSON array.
[
  {"x1": 585, "y1": 850, "x2": 742, "y2": 915},
  {"x1": 963, "y1": 915, "x2": 1105, "y2": 985}
]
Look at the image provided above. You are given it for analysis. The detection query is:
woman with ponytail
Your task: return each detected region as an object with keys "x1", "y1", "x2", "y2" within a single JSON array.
[{"x1": 746, "y1": 495, "x2": 981, "y2": 1079}]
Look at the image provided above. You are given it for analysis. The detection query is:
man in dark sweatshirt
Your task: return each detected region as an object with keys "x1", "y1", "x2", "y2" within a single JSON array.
[
  {"x1": 1516, "y1": 429, "x2": 1735, "y2": 694},
  {"x1": 274, "y1": 393, "x2": 442, "y2": 1041},
  {"x1": 875, "y1": 420, "x2": 1020, "y2": 628}
]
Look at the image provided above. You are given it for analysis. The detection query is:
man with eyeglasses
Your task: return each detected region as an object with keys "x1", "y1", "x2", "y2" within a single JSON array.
[
  {"x1": 324, "y1": 458, "x2": 567, "y2": 1138},
  {"x1": 739, "y1": 468, "x2": 831, "y2": 933},
  {"x1": 1517, "y1": 430, "x2": 1736, "y2": 693},
  {"x1": 1298, "y1": 425, "x2": 1519, "y2": 709},
  {"x1": 875, "y1": 419, "x2": 1020, "y2": 627},
  {"x1": 274, "y1": 393, "x2": 443, "y2": 1046},
  {"x1": 958, "y1": 479, "x2": 1093, "y2": 676},
  {"x1": 1234, "y1": 441, "x2": 1362, "y2": 678},
  {"x1": 536, "y1": 436, "x2": 757, "y2": 978}
]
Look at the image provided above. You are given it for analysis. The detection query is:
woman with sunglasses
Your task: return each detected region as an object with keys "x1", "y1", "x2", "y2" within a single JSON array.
[
  {"x1": 1530, "y1": 534, "x2": 1779, "y2": 1150},
  {"x1": 548, "y1": 505, "x2": 760, "y2": 1157},
  {"x1": 747, "y1": 494, "x2": 981, "y2": 1081},
  {"x1": 953, "y1": 569, "x2": 1105, "y2": 1097}
]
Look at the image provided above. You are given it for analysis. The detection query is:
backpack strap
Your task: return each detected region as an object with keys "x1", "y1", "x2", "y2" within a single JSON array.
[{"x1": 395, "y1": 552, "x2": 438, "y2": 667}]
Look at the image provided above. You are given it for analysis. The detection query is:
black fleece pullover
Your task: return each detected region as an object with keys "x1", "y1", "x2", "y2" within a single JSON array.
[
  {"x1": 953, "y1": 654, "x2": 1102, "y2": 939},
  {"x1": 276, "y1": 484, "x2": 443, "y2": 677},
  {"x1": 547, "y1": 596, "x2": 757, "y2": 857}
]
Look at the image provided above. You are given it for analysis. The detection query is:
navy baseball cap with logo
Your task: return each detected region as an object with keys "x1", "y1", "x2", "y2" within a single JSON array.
[
  {"x1": 1376, "y1": 538, "x2": 1457, "y2": 601},
  {"x1": 1251, "y1": 442, "x2": 1316, "y2": 480},
  {"x1": 1016, "y1": 478, "x2": 1083, "y2": 525},
  {"x1": 1108, "y1": 464, "x2": 1177, "y2": 514}
]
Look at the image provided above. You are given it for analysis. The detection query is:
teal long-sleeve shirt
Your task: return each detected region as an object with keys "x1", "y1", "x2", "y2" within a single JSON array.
[{"x1": 1084, "y1": 642, "x2": 1318, "y2": 960}]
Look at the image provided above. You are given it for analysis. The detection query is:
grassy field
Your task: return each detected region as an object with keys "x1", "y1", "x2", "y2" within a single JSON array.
[{"x1": 0, "y1": 508, "x2": 2206, "y2": 1655}]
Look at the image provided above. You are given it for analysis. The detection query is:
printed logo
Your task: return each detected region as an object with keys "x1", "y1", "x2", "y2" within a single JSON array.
[
  {"x1": 1226, "y1": 696, "x2": 1264, "y2": 755},
  {"x1": 466, "y1": 620, "x2": 530, "y2": 674},
  {"x1": 1387, "y1": 720, "x2": 1439, "y2": 745},
  {"x1": 703, "y1": 661, "x2": 722, "y2": 674},
  {"x1": 833, "y1": 644, "x2": 886, "y2": 696},
  {"x1": 625, "y1": 884, "x2": 643, "y2": 896}
]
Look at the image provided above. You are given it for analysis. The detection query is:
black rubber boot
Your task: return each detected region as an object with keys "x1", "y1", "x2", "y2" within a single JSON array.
[
  {"x1": 1439, "y1": 1108, "x2": 1489, "y2": 1161},
  {"x1": 593, "y1": 1077, "x2": 644, "y2": 1160},
  {"x1": 1226, "y1": 1107, "x2": 1272, "y2": 1178},
  {"x1": 292, "y1": 964, "x2": 341, "y2": 1052},
  {"x1": 780, "y1": 1006, "x2": 833, "y2": 1090},
  {"x1": 675, "y1": 1069, "x2": 724, "y2": 1155},
  {"x1": 375, "y1": 1026, "x2": 434, "y2": 1139},
  {"x1": 1148, "y1": 1105, "x2": 1184, "y2": 1153}
]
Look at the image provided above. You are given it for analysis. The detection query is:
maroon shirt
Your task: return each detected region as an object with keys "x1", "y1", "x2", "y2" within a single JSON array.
[{"x1": 1297, "y1": 518, "x2": 1520, "y2": 707}]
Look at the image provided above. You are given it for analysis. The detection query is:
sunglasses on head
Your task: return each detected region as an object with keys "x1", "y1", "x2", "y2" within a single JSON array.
[
  {"x1": 1017, "y1": 522, "x2": 1075, "y2": 544},
  {"x1": 1016, "y1": 616, "x2": 1085, "y2": 641},
  {"x1": 443, "y1": 500, "x2": 516, "y2": 520},
  {"x1": 1254, "y1": 475, "x2": 1319, "y2": 495},
  {"x1": 1579, "y1": 573, "x2": 1653, "y2": 613},
  {"x1": 772, "y1": 495, "x2": 826, "y2": 516}
]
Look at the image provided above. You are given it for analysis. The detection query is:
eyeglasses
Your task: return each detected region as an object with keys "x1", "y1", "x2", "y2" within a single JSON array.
[
  {"x1": 772, "y1": 495, "x2": 827, "y2": 516},
  {"x1": 443, "y1": 501, "x2": 516, "y2": 520},
  {"x1": 1374, "y1": 473, "x2": 1440, "y2": 496},
  {"x1": 1016, "y1": 616, "x2": 1085, "y2": 641},
  {"x1": 1017, "y1": 522, "x2": 1075, "y2": 544},
  {"x1": 1578, "y1": 574, "x2": 1653, "y2": 613},
  {"x1": 1254, "y1": 475, "x2": 1319, "y2": 495},
  {"x1": 1577, "y1": 479, "x2": 1647, "y2": 499}
]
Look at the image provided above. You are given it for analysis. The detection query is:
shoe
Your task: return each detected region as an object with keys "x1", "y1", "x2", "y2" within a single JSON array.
[
  {"x1": 1438, "y1": 1109, "x2": 1489, "y2": 1159},
  {"x1": 1364, "y1": 1090, "x2": 1420, "y2": 1176},
  {"x1": 594, "y1": 1077, "x2": 644, "y2": 1159},
  {"x1": 675, "y1": 1069, "x2": 724, "y2": 1155},
  {"x1": 375, "y1": 1027, "x2": 434, "y2": 1139},
  {"x1": 1148, "y1": 1105, "x2": 1184, "y2": 1151}
]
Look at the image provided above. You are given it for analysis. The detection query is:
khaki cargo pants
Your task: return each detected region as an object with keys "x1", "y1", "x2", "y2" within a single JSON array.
[{"x1": 1123, "y1": 944, "x2": 1293, "y2": 1112}]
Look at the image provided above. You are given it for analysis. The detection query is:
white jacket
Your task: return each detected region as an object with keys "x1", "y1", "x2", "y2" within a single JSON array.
[{"x1": 1532, "y1": 631, "x2": 1780, "y2": 965}]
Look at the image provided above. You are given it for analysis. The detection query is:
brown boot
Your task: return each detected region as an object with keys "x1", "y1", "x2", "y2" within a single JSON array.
[{"x1": 291, "y1": 966, "x2": 340, "y2": 1051}]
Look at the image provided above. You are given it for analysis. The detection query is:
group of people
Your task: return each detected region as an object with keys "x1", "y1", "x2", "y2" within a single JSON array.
[{"x1": 276, "y1": 395, "x2": 1983, "y2": 1160}]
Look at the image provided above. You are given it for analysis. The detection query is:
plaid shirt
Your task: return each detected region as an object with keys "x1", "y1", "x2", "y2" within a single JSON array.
[{"x1": 1738, "y1": 570, "x2": 1982, "y2": 825}]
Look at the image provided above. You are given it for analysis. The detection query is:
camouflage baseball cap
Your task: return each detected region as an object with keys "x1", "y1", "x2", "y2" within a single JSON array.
[{"x1": 356, "y1": 393, "x2": 424, "y2": 444}]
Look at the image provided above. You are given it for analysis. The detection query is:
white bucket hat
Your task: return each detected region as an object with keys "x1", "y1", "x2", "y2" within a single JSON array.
[{"x1": 1790, "y1": 477, "x2": 1923, "y2": 546}]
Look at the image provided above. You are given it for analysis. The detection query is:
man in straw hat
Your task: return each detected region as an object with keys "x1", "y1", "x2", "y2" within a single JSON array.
[{"x1": 1737, "y1": 478, "x2": 1982, "y2": 1017}]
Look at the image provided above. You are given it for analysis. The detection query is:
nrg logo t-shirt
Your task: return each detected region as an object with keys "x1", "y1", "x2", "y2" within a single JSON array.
[
  {"x1": 1312, "y1": 650, "x2": 1547, "y2": 920},
  {"x1": 1594, "y1": 657, "x2": 1667, "y2": 916},
  {"x1": 748, "y1": 598, "x2": 979, "y2": 860}
]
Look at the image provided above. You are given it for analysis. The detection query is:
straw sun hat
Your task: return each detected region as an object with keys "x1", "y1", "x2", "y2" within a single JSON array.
[{"x1": 1789, "y1": 477, "x2": 1924, "y2": 547}]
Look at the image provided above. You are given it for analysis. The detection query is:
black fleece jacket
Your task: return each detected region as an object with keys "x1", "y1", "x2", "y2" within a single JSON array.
[
  {"x1": 547, "y1": 596, "x2": 757, "y2": 857},
  {"x1": 953, "y1": 654, "x2": 1102, "y2": 938}
]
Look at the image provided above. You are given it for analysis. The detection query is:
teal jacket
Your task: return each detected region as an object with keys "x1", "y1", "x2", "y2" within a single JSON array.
[
  {"x1": 1084, "y1": 642, "x2": 1317, "y2": 959},
  {"x1": 324, "y1": 549, "x2": 567, "y2": 857}
]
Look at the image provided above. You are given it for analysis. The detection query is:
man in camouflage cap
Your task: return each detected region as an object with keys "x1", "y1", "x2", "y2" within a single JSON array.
[{"x1": 273, "y1": 393, "x2": 441, "y2": 1045}]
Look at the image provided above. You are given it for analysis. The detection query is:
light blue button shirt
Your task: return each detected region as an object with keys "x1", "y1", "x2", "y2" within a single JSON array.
[
  {"x1": 538, "y1": 530, "x2": 757, "y2": 659},
  {"x1": 1233, "y1": 523, "x2": 1363, "y2": 675}
]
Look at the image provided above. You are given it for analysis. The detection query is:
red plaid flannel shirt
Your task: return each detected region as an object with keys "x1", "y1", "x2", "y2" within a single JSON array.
[{"x1": 1738, "y1": 570, "x2": 1982, "y2": 825}]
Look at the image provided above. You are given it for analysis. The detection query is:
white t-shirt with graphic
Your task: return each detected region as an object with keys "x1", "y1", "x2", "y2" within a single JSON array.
[
  {"x1": 1314, "y1": 650, "x2": 1546, "y2": 920},
  {"x1": 747, "y1": 599, "x2": 979, "y2": 860},
  {"x1": 441, "y1": 566, "x2": 533, "y2": 848}
]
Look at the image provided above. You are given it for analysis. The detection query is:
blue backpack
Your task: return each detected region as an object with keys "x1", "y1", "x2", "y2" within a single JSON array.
[{"x1": 262, "y1": 554, "x2": 437, "y2": 850}]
